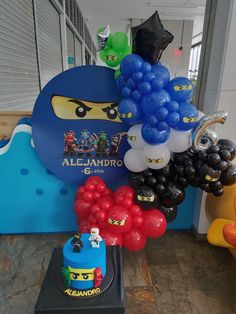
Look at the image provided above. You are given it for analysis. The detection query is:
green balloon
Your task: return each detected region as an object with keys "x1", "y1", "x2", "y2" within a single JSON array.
[
  {"x1": 114, "y1": 68, "x2": 121, "y2": 78},
  {"x1": 112, "y1": 32, "x2": 129, "y2": 52},
  {"x1": 104, "y1": 48, "x2": 121, "y2": 67},
  {"x1": 99, "y1": 49, "x2": 106, "y2": 62}
]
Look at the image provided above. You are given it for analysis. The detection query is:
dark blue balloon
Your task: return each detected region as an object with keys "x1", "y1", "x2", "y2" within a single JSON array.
[
  {"x1": 132, "y1": 89, "x2": 142, "y2": 101},
  {"x1": 127, "y1": 78, "x2": 136, "y2": 90},
  {"x1": 116, "y1": 75, "x2": 126, "y2": 90},
  {"x1": 166, "y1": 112, "x2": 180, "y2": 127},
  {"x1": 172, "y1": 102, "x2": 198, "y2": 131},
  {"x1": 118, "y1": 98, "x2": 143, "y2": 125},
  {"x1": 120, "y1": 54, "x2": 144, "y2": 79},
  {"x1": 156, "y1": 107, "x2": 169, "y2": 121},
  {"x1": 166, "y1": 77, "x2": 194, "y2": 102},
  {"x1": 165, "y1": 100, "x2": 179, "y2": 112},
  {"x1": 138, "y1": 82, "x2": 152, "y2": 94},
  {"x1": 132, "y1": 71, "x2": 143, "y2": 82},
  {"x1": 122, "y1": 86, "x2": 132, "y2": 98},
  {"x1": 142, "y1": 62, "x2": 152, "y2": 73},
  {"x1": 151, "y1": 64, "x2": 170, "y2": 88},
  {"x1": 151, "y1": 78, "x2": 163, "y2": 91},
  {"x1": 143, "y1": 72, "x2": 156, "y2": 82},
  {"x1": 157, "y1": 121, "x2": 169, "y2": 131},
  {"x1": 142, "y1": 122, "x2": 170, "y2": 144},
  {"x1": 148, "y1": 115, "x2": 158, "y2": 127},
  {"x1": 141, "y1": 90, "x2": 171, "y2": 116}
]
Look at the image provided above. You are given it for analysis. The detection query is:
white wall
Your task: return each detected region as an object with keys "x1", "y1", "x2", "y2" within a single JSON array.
[{"x1": 192, "y1": 16, "x2": 204, "y2": 45}]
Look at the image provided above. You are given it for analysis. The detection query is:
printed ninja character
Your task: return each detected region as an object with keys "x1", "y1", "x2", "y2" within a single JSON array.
[
  {"x1": 77, "y1": 129, "x2": 94, "y2": 157},
  {"x1": 89, "y1": 228, "x2": 102, "y2": 248},
  {"x1": 110, "y1": 132, "x2": 126, "y2": 157},
  {"x1": 71, "y1": 232, "x2": 83, "y2": 253},
  {"x1": 94, "y1": 267, "x2": 104, "y2": 288},
  {"x1": 64, "y1": 130, "x2": 77, "y2": 156},
  {"x1": 94, "y1": 131, "x2": 109, "y2": 158}
]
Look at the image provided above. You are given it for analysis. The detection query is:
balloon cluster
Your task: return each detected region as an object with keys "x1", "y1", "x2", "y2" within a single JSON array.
[
  {"x1": 173, "y1": 139, "x2": 236, "y2": 196},
  {"x1": 97, "y1": 26, "x2": 132, "y2": 69},
  {"x1": 128, "y1": 162, "x2": 184, "y2": 222},
  {"x1": 117, "y1": 54, "x2": 199, "y2": 172},
  {"x1": 74, "y1": 176, "x2": 167, "y2": 251}
]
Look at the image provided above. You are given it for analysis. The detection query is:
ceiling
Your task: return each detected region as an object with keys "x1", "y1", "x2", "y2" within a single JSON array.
[{"x1": 77, "y1": 0, "x2": 206, "y2": 40}]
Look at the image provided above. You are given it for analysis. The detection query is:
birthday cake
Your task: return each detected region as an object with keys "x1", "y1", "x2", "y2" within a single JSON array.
[{"x1": 61, "y1": 229, "x2": 106, "y2": 297}]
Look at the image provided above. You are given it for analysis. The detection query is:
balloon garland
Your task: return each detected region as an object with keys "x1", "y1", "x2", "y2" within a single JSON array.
[{"x1": 74, "y1": 176, "x2": 167, "y2": 251}]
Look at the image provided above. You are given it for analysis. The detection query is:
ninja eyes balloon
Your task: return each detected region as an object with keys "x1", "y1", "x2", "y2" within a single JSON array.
[
  {"x1": 118, "y1": 98, "x2": 143, "y2": 125},
  {"x1": 172, "y1": 102, "x2": 199, "y2": 131},
  {"x1": 127, "y1": 124, "x2": 146, "y2": 149},
  {"x1": 198, "y1": 165, "x2": 221, "y2": 183},
  {"x1": 166, "y1": 77, "x2": 194, "y2": 102},
  {"x1": 134, "y1": 186, "x2": 158, "y2": 209},
  {"x1": 143, "y1": 144, "x2": 171, "y2": 170}
]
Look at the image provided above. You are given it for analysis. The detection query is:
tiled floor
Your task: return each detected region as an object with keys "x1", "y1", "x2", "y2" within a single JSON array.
[{"x1": 0, "y1": 231, "x2": 236, "y2": 314}]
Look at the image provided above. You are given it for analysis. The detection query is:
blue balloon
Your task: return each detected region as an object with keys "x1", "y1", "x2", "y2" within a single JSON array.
[
  {"x1": 165, "y1": 100, "x2": 179, "y2": 112},
  {"x1": 172, "y1": 102, "x2": 198, "y2": 131},
  {"x1": 120, "y1": 54, "x2": 144, "y2": 79},
  {"x1": 157, "y1": 121, "x2": 169, "y2": 131},
  {"x1": 142, "y1": 62, "x2": 152, "y2": 73},
  {"x1": 148, "y1": 115, "x2": 158, "y2": 127},
  {"x1": 118, "y1": 98, "x2": 143, "y2": 125},
  {"x1": 151, "y1": 78, "x2": 163, "y2": 91},
  {"x1": 132, "y1": 89, "x2": 142, "y2": 101},
  {"x1": 132, "y1": 71, "x2": 143, "y2": 82},
  {"x1": 141, "y1": 90, "x2": 171, "y2": 116},
  {"x1": 143, "y1": 72, "x2": 156, "y2": 82},
  {"x1": 151, "y1": 64, "x2": 170, "y2": 88},
  {"x1": 116, "y1": 75, "x2": 126, "y2": 90},
  {"x1": 166, "y1": 112, "x2": 180, "y2": 127},
  {"x1": 142, "y1": 122, "x2": 170, "y2": 144},
  {"x1": 138, "y1": 82, "x2": 152, "y2": 94},
  {"x1": 122, "y1": 86, "x2": 132, "y2": 98},
  {"x1": 127, "y1": 78, "x2": 136, "y2": 90},
  {"x1": 156, "y1": 107, "x2": 169, "y2": 121},
  {"x1": 166, "y1": 77, "x2": 194, "y2": 102}
]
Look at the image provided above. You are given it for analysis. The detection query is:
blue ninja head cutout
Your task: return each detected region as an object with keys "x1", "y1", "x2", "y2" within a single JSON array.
[
  {"x1": 172, "y1": 102, "x2": 199, "y2": 131},
  {"x1": 166, "y1": 77, "x2": 194, "y2": 102},
  {"x1": 32, "y1": 66, "x2": 129, "y2": 185}
]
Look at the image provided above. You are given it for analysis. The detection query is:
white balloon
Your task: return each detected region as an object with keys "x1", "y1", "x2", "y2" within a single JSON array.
[
  {"x1": 124, "y1": 148, "x2": 147, "y2": 172},
  {"x1": 142, "y1": 144, "x2": 170, "y2": 170},
  {"x1": 127, "y1": 124, "x2": 146, "y2": 149},
  {"x1": 166, "y1": 129, "x2": 191, "y2": 153}
]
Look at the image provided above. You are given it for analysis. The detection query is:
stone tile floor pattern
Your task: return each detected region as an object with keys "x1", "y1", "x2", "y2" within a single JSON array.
[{"x1": 0, "y1": 231, "x2": 236, "y2": 314}]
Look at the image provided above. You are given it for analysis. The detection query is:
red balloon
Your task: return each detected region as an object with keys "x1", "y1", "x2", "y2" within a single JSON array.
[
  {"x1": 90, "y1": 203, "x2": 101, "y2": 215},
  {"x1": 107, "y1": 205, "x2": 132, "y2": 234},
  {"x1": 95, "y1": 210, "x2": 106, "y2": 222},
  {"x1": 130, "y1": 205, "x2": 142, "y2": 217},
  {"x1": 114, "y1": 194, "x2": 124, "y2": 205},
  {"x1": 88, "y1": 215, "x2": 96, "y2": 223},
  {"x1": 82, "y1": 191, "x2": 94, "y2": 202},
  {"x1": 79, "y1": 220, "x2": 91, "y2": 233},
  {"x1": 141, "y1": 209, "x2": 167, "y2": 238},
  {"x1": 115, "y1": 186, "x2": 135, "y2": 200},
  {"x1": 100, "y1": 229, "x2": 123, "y2": 247},
  {"x1": 123, "y1": 228, "x2": 147, "y2": 251},
  {"x1": 84, "y1": 182, "x2": 96, "y2": 192},
  {"x1": 96, "y1": 183, "x2": 106, "y2": 193},
  {"x1": 87, "y1": 176, "x2": 104, "y2": 186},
  {"x1": 121, "y1": 198, "x2": 133, "y2": 209},
  {"x1": 133, "y1": 216, "x2": 144, "y2": 227},
  {"x1": 93, "y1": 191, "x2": 102, "y2": 200},
  {"x1": 97, "y1": 197, "x2": 114, "y2": 211},
  {"x1": 74, "y1": 199, "x2": 91, "y2": 219}
]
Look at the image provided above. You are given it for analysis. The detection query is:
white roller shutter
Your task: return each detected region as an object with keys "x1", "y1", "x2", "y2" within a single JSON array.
[
  {"x1": 75, "y1": 37, "x2": 82, "y2": 66},
  {"x1": 36, "y1": 0, "x2": 63, "y2": 88},
  {"x1": 66, "y1": 25, "x2": 75, "y2": 68},
  {"x1": 0, "y1": 0, "x2": 40, "y2": 111}
]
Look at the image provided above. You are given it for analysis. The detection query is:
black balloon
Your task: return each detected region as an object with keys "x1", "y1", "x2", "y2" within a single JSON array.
[
  {"x1": 218, "y1": 139, "x2": 236, "y2": 160},
  {"x1": 160, "y1": 183, "x2": 185, "y2": 207},
  {"x1": 219, "y1": 149, "x2": 231, "y2": 161},
  {"x1": 155, "y1": 183, "x2": 166, "y2": 195},
  {"x1": 199, "y1": 166, "x2": 221, "y2": 183},
  {"x1": 176, "y1": 176, "x2": 188, "y2": 188},
  {"x1": 220, "y1": 164, "x2": 236, "y2": 186},
  {"x1": 135, "y1": 186, "x2": 158, "y2": 209},
  {"x1": 214, "y1": 160, "x2": 228, "y2": 171},
  {"x1": 128, "y1": 172, "x2": 145, "y2": 188},
  {"x1": 147, "y1": 176, "x2": 157, "y2": 186},
  {"x1": 207, "y1": 153, "x2": 221, "y2": 166},
  {"x1": 131, "y1": 11, "x2": 174, "y2": 64},
  {"x1": 159, "y1": 205, "x2": 178, "y2": 223},
  {"x1": 207, "y1": 144, "x2": 220, "y2": 154}
]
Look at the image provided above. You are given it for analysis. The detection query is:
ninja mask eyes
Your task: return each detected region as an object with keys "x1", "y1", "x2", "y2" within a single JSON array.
[
  {"x1": 102, "y1": 103, "x2": 118, "y2": 120},
  {"x1": 73, "y1": 101, "x2": 92, "y2": 118}
]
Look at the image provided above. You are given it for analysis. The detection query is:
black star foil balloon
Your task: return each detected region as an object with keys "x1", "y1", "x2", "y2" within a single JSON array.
[{"x1": 131, "y1": 11, "x2": 174, "y2": 64}]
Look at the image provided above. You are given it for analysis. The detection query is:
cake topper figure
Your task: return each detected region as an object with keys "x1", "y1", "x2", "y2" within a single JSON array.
[
  {"x1": 94, "y1": 267, "x2": 104, "y2": 288},
  {"x1": 71, "y1": 232, "x2": 83, "y2": 253},
  {"x1": 89, "y1": 228, "x2": 102, "y2": 248}
]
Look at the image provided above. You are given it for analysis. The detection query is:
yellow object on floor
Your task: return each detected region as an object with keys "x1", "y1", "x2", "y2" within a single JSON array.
[{"x1": 207, "y1": 218, "x2": 235, "y2": 248}]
